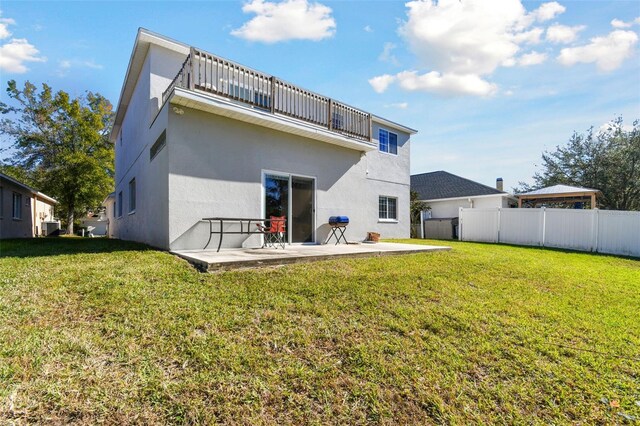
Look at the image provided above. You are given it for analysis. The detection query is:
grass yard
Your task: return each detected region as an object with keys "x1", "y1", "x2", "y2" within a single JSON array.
[{"x1": 0, "y1": 238, "x2": 639, "y2": 424}]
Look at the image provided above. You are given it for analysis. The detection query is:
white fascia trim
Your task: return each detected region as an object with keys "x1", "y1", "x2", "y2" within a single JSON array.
[
  {"x1": 372, "y1": 115, "x2": 418, "y2": 135},
  {"x1": 170, "y1": 88, "x2": 378, "y2": 153},
  {"x1": 421, "y1": 193, "x2": 516, "y2": 203}
]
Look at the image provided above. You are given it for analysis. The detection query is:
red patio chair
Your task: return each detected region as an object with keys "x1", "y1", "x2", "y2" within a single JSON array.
[{"x1": 257, "y1": 216, "x2": 286, "y2": 249}]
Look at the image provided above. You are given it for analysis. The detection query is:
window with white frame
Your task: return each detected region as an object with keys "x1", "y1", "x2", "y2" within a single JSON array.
[
  {"x1": 12, "y1": 192, "x2": 22, "y2": 219},
  {"x1": 378, "y1": 128, "x2": 398, "y2": 155},
  {"x1": 117, "y1": 191, "x2": 123, "y2": 217},
  {"x1": 379, "y1": 196, "x2": 397, "y2": 221},
  {"x1": 128, "y1": 178, "x2": 136, "y2": 213}
]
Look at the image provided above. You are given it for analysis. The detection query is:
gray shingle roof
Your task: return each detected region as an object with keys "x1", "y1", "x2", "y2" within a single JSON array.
[{"x1": 411, "y1": 171, "x2": 505, "y2": 200}]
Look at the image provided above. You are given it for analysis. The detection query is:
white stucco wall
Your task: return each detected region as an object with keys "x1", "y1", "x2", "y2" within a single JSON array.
[
  {"x1": 113, "y1": 46, "x2": 184, "y2": 248},
  {"x1": 166, "y1": 107, "x2": 410, "y2": 250},
  {"x1": 427, "y1": 195, "x2": 512, "y2": 218}
]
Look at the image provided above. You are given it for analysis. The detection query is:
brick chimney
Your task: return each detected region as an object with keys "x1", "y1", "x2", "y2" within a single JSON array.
[{"x1": 496, "y1": 177, "x2": 504, "y2": 192}]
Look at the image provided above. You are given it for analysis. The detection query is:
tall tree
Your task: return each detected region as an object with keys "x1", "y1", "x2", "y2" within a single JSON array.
[
  {"x1": 518, "y1": 117, "x2": 639, "y2": 210},
  {"x1": 0, "y1": 81, "x2": 114, "y2": 233}
]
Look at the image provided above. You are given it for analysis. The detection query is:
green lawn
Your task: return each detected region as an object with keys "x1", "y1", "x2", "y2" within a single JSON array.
[{"x1": 0, "y1": 238, "x2": 638, "y2": 424}]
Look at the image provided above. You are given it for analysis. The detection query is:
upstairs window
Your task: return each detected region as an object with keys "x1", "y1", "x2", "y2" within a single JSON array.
[
  {"x1": 129, "y1": 178, "x2": 136, "y2": 213},
  {"x1": 379, "y1": 128, "x2": 398, "y2": 155},
  {"x1": 379, "y1": 196, "x2": 397, "y2": 221}
]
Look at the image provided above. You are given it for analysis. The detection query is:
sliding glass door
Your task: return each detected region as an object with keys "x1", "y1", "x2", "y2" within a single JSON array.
[{"x1": 264, "y1": 173, "x2": 315, "y2": 244}]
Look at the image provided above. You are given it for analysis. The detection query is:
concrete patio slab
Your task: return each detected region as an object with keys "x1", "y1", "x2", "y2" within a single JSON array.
[{"x1": 172, "y1": 242, "x2": 451, "y2": 271}]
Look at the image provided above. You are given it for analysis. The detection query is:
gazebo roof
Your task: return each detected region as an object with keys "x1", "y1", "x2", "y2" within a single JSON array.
[{"x1": 520, "y1": 184, "x2": 600, "y2": 196}]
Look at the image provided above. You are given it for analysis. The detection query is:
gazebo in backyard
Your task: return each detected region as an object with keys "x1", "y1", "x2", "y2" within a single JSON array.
[{"x1": 517, "y1": 184, "x2": 602, "y2": 208}]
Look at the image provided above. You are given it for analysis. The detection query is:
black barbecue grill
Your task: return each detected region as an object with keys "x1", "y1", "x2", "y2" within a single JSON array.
[{"x1": 325, "y1": 216, "x2": 349, "y2": 245}]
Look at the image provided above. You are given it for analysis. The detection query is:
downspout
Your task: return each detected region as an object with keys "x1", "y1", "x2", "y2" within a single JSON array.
[{"x1": 33, "y1": 194, "x2": 37, "y2": 237}]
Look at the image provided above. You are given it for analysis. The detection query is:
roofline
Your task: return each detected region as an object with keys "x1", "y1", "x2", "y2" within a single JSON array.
[
  {"x1": 110, "y1": 28, "x2": 190, "y2": 142},
  {"x1": 111, "y1": 28, "x2": 417, "y2": 141},
  {"x1": 102, "y1": 192, "x2": 116, "y2": 206},
  {"x1": 372, "y1": 115, "x2": 418, "y2": 134},
  {"x1": 419, "y1": 193, "x2": 517, "y2": 203},
  {"x1": 411, "y1": 170, "x2": 506, "y2": 196},
  {"x1": 0, "y1": 172, "x2": 57, "y2": 203},
  {"x1": 519, "y1": 187, "x2": 601, "y2": 196}
]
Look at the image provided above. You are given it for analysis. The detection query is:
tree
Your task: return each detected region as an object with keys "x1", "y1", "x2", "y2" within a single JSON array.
[
  {"x1": 517, "y1": 117, "x2": 639, "y2": 210},
  {"x1": 0, "y1": 81, "x2": 114, "y2": 233},
  {"x1": 410, "y1": 190, "x2": 429, "y2": 238}
]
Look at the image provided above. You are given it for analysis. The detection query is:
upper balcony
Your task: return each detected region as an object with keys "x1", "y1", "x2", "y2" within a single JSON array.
[{"x1": 162, "y1": 47, "x2": 372, "y2": 144}]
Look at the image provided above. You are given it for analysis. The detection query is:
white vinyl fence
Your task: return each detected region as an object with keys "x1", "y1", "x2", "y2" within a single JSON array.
[{"x1": 459, "y1": 207, "x2": 640, "y2": 257}]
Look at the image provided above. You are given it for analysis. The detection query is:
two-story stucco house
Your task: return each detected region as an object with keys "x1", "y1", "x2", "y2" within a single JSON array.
[{"x1": 109, "y1": 29, "x2": 416, "y2": 251}]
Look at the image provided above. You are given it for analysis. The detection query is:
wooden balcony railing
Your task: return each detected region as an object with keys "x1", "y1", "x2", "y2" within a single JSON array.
[{"x1": 162, "y1": 47, "x2": 372, "y2": 143}]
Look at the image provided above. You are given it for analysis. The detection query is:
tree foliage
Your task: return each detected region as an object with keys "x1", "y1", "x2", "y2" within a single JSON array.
[
  {"x1": 518, "y1": 117, "x2": 639, "y2": 211},
  {"x1": 410, "y1": 190, "x2": 429, "y2": 238},
  {"x1": 0, "y1": 80, "x2": 114, "y2": 232}
]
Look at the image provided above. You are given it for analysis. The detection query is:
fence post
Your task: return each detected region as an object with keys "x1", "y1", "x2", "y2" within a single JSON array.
[
  {"x1": 496, "y1": 207, "x2": 501, "y2": 243},
  {"x1": 592, "y1": 208, "x2": 599, "y2": 253},
  {"x1": 541, "y1": 207, "x2": 546, "y2": 247}
]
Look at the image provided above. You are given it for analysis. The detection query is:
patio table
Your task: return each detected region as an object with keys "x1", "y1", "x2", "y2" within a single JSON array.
[{"x1": 202, "y1": 217, "x2": 284, "y2": 252}]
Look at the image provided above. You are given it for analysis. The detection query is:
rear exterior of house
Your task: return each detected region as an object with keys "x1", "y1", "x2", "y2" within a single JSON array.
[
  {"x1": 109, "y1": 29, "x2": 415, "y2": 251},
  {"x1": 0, "y1": 173, "x2": 57, "y2": 239}
]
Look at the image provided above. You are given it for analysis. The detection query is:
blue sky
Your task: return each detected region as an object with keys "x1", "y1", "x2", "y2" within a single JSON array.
[{"x1": 1, "y1": 0, "x2": 639, "y2": 190}]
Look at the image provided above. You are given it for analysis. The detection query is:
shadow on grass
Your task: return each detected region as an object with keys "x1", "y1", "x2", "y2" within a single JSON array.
[
  {"x1": 0, "y1": 237, "x2": 154, "y2": 258},
  {"x1": 395, "y1": 238, "x2": 640, "y2": 261}
]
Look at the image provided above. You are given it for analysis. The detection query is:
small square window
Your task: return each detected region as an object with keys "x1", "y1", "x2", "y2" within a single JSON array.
[{"x1": 378, "y1": 196, "x2": 397, "y2": 220}]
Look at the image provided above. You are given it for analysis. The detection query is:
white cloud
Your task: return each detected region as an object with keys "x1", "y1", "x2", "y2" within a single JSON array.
[
  {"x1": 368, "y1": 74, "x2": 396, "y2": 93},
  {"x1": 512, "y1": 27, "x2": 544, "y2": 44},
  {"x1": 385, "y1": 102, "x2": 409, "y2": 109},
  {"x1": 0, "y1": 12, "x2": 16, "y2": 39},
  {"x1": 396, "y1": 70, "x2": 498, "y2": 97},
  {"x1": 530, "y1": 1, "x2": 565, "y2": 22},
  {"x1": 370, "y1": 0, "x2": 567, "y2": 97},
  {"x1": 0, "y1": 38, "x2": 45, "y2": 73},
  {"x1": 611, "y1": 19, "x2": 632, "y2": 29},
  {"x1": 378, "y1": 42, "x2": 399, "y2": 65},
  {"x1": 546, "y1": 24, "x2": 585, "y2": 44},
  {"x1": 56, "y1": 59, "x2": 104, "y2": 76},
  {"x1": 557, "y1": 30, "x2": 638, "y2": 72},
  {"x1": 517, "y1": 51, "x2": 547, "y2": 66},
  {"x1": 364, "y1": 25, "x2": 373, "y2": 33},
  {"x1": 231, "y1": 0, "x2": 336, "y2": 43}
]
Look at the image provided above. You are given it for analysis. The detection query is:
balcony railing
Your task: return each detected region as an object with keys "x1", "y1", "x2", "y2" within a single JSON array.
[{"x1": 162, "y1": 47, "x2": 372, "y2": 142}]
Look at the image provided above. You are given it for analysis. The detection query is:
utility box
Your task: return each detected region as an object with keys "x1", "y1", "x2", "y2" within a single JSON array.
[
  {"x1": 424, "y1": 217, "x2": 459, "y2": 240},
  {"x1": 42, "y1": 221, "x2": 60, "y2": 236}
]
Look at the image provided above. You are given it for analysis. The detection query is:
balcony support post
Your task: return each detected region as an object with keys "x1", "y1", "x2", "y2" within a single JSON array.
[
  {"x1": 328, "y1": 99, "x2": 333, "y2": 131},
  {"x1": 188, "y1": 47, "x2": 196, "y2": 91},
  {"x1": 270, "y1": 76, "x2": 276, "y2": 114}
]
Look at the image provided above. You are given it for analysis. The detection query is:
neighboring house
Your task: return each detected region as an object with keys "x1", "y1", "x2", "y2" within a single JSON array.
[
  {"x1": 103, "y1": 192, "x2": 116, "y2": 238},
  {"x1": 80, "y1": 209, "x2": 109, "y2": 236},
  {"x1": 108, "y1": 29, "x2": 416, "y2": 250},
  {"x1": 411, "y1": 171, "x2": 516, "y2": 218},
  {"x1": 0, "y1": 172, "x2": 57, "y2": 239}
]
